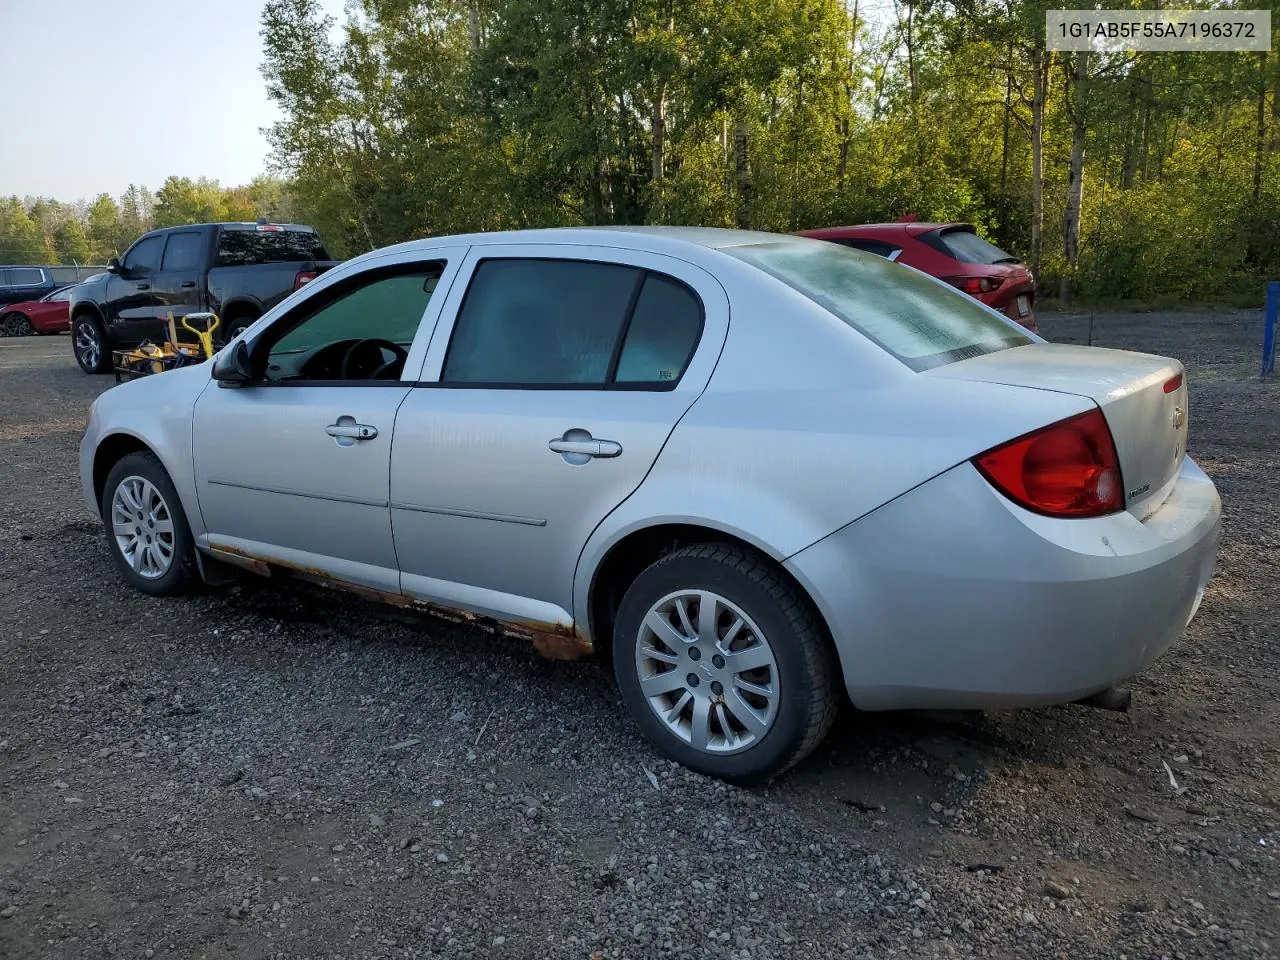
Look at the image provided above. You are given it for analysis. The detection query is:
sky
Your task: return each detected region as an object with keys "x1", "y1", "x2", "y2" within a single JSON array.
[{"x1": 0, "y1": 0, "x2": 345, "y2": 204}]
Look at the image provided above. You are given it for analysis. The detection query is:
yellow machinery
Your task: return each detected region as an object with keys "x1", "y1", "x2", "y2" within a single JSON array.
[{"x1": 113, "y1": 312, "x2": 221, "y2": 383}]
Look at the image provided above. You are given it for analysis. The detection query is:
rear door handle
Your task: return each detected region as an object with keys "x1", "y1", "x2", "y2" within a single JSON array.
[
  {"x1": 180, "y1": 280, "x2": 196, "y2": 288},
  {"x1": 135, "y1": 282, "x2": 150, "y2": 290},
  {"x1": 548, "y1": 437, "x2": 622, "y2": 458}
]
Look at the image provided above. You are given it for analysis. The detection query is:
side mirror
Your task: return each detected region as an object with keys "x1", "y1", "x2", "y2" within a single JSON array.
[
  {"x1": 211, "y1": 339, "x2": 254, "y2": 386},
  {"x1": 106, "y1": 257, "x2": 121, "y2": 274}
]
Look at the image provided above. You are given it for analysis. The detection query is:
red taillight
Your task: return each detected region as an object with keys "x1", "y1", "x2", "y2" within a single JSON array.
[
  {"x1": 293, "y1": 270, "x2": 318, "y2": 290},
  {"x1": 1163, "y1": 373, "x2": 1183, "y2": 393},
  {"x1": 973, "y1": 409, "x2": 1124, "y2": 518},
  {"x1": 946, "y1": 276, "x2": 1002, "y2": 295}
]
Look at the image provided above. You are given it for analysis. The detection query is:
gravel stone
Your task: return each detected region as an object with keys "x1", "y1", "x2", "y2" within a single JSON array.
[{"x1": 0, "y1": 315, "x2": 1276, "y2": 958}]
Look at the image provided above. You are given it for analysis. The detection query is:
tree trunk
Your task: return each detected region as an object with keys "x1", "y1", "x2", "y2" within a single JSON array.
[
  {"x1": 651, "y1": 91, "x2": 666, "y2": 183},
  {"x1": 1120, "y1": 73, "x2": 1138, "y2": 188},
  {"x1": 1254, "y1": 51, "x2": 1267, "y2": 201},
  {"x1": 998, "y1": 50, "x2": 1012, "y2": 237},
  {"x1": 904, "y1": 2, "x2": 919, "y2": 101},
  {"x1": 468, "y1": 0, "x2": 481, "y2": 51},
  {"x1": 734, "y1": 122, "x2": 751, "y2": 229},
  {"x1": 1060, "y1": 52, "x2": 1090, "y2": 304},
  {"x1": 1029, "y1": 46, "x2": 1047, "y2": 283}
]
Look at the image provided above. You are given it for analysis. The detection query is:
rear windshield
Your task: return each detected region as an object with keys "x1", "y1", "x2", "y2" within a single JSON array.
[
  {"x1": 727, "y1": 240, "x2": 1031, "y2": 371},
  {"x1": 933, "y1": 228, "x2": 1017, "y2": 265},
  {"x1": 215, "y1": 228, "x2": 328, "y2": 267}
]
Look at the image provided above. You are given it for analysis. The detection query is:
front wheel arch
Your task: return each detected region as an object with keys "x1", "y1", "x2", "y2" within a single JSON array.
[{"x1": 92, "y1": 433, "x2": 157, "y2": 517}]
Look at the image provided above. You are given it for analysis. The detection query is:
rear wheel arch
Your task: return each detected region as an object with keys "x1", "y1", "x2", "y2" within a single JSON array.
[
  {"x1": 585, "y1": 522, "x2": 838, "y2": 669},
  {"x1": 218, "y1": 300, "x2": 262, "y2": 341}
]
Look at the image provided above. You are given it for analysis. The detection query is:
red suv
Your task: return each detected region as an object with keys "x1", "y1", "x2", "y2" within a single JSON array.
[{"x1": 796, "y1": 221, "x2": 1038, "y2": 332}]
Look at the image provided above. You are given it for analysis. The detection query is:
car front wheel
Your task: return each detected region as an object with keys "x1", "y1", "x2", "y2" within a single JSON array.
[
  {"x1": 101, "y1": 452, "x2": 198, "y2": 596},
  {"x1": 613, "y1": 543, "x2": 838, "y2": 784},
  {"x1": 74, "y1": 316, "x2": 109, "y2": 373}
]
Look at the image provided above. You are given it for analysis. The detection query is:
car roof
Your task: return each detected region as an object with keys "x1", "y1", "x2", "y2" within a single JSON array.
[{"x1": 374, "y1": 225, "x2": 816, "y2": 260}]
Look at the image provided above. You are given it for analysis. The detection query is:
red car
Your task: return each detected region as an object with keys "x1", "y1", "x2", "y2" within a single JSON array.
[
  {"x1": 796, "y1": 221, "x2": 1038, "y2": 332},
  {"x1": 0, "y1": 285, "x2": 74, "y2": 336}
]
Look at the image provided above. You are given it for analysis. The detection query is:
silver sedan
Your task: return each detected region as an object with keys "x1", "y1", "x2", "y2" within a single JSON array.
[{"x1": 80, "y1": 227, "x2": 1221, "y2": 782}]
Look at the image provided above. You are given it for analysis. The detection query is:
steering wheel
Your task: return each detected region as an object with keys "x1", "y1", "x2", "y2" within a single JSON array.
[{"x1": 339, "y1": 338, "x2": 409, "y2": 380}]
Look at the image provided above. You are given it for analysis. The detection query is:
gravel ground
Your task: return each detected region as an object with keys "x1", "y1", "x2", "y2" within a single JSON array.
[{"x1": 1, "y1": 311, "x2": 1277, "y2": 960}]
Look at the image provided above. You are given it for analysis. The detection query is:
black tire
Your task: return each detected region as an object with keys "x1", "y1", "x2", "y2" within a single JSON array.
[
  {"x1": 100, "y1": 451, "x2": 199, "y2": 597},
  {"x1": 612, "y1": 543, "x2": 839, "y2": 784},
  {"x1": 4, "y1": 312, "x2": 32, "y2": 336},
  {"x1": 216, "y1": 315, "x2": 256, "y2": 348},
  {"x1": 73, "y1": 314, "x2": 110, "y2": 374}
]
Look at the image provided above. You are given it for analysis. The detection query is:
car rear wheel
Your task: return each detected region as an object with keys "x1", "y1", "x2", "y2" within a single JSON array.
[
  {"x1": 613, "y1": 543, "x2": 838, "y2": 784},
  {"x1": 3, "y1": 312, "x2": 32, "y2": 336},
  {"x1": 101, "y1": 452, "x2": 198, "y2": 596},
  {"x1": 74, "y1": 316, "x2": 109, "y2": 373}
]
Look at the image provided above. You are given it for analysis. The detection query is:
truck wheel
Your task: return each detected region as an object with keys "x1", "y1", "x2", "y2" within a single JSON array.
[{"x1": 74, "y1": 316, "x2": 110, "y2": 373}]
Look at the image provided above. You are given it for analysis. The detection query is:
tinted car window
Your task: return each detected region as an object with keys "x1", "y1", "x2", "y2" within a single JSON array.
[
  {"x1": 443, "y1": 259, "x2": 641, "y2": 386},
  {"x1": 7, "y1": 267, "x2": 44, "y2": 285},
  {"x1": 614, "y1": 274, "x2": 702, "y2": 385},
  {"x1": 123, "y1": 236, "x2": 164, "y2": 275},
  {"x1": 933, "y1": 228, "x2": 1017, "y2": 265},
  {"x1": 161, "y1": 232, "x2": 204, "y2": 271},
  {"x1": 45, "y1": 287, "x2": 74, "y2": 302},
  {"x1": 216, "y1": 229, "x2": 329, "y2": 266},
  {"x1": 728, "y1": 240, "x2": 1030, "y2": 371},
  {"x1": 834, "y1": 238, "x2": 900, "y2": 259},
  {"x1": 267, "y1": 267, "x2": 442, "y2": 380}
]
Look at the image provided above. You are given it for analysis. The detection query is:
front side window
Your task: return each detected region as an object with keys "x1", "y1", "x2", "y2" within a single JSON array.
[
  {"x1": 122, "y1": 236, "x2": 164, "y2": 276},
  {"x1": 259, "y1": 263, "x2": 443, "y2": 383},
  {"x1": 728, "y1": 240, "x2": 1031, "y2": 371},
  {"x1": 46, "y1": 287, "x2": 74, "y2": 302},
  {"x1": 161, "y1": 232, "x2": 204, "y2": 272},
  {"x1": 442, "y1": 258, "x2": 704, "y2": 388}
]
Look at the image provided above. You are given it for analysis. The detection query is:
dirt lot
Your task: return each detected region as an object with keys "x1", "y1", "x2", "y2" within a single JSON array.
[{"x1": 1, "y1": 311, "x2": 1277, "y2": 960}]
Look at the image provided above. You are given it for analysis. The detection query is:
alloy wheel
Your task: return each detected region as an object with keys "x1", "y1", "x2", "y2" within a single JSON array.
[
  {"x1": 110, "y1": 476, "x2": 176, "y2": 579},
  {"x1": 634, "y1": 589, "x2": 780, "y2": 755},
  {"x1": 75, "y1": 322, "x2": 101, "y2": 369}
]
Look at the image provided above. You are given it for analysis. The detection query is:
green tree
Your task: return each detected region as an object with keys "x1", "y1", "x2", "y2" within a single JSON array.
[
  {"x1": 53, "y1": 218, "x2": 91, "y2": 264},
  {"x1": 0, "y1": 200, "x2": 54, "y2": 262},
  {"x1": 86, "y1": 194, "x2": 123, "y2": 261}
]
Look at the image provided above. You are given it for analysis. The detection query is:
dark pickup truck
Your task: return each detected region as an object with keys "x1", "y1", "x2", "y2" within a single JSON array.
[
  {"x1": 1, "y1": 266, "x2": 67, "y2": 308},
  {"x1": 69, "y1": 221, "x2": 339, "y2": 374}
]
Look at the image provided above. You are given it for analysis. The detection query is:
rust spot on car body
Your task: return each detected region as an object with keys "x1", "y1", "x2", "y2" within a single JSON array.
[{"x1": 204, "y1": 545, "x2": 593, "y2": 661}]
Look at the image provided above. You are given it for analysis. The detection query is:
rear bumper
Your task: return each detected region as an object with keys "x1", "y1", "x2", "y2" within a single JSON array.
[{"x1": 785, "y1": 456, "x2": 1221, "y2": 710}]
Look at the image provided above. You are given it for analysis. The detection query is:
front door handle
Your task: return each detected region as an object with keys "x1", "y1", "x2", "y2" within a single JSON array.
[
  {"x1": 135, "y1": 282, "x2": 150, "y2": 290},
  {"x1": 548, "y1": 436, "x2": 622, "y2": 459},
  {"x1": 180, "y1": 280, "x2": 196, "y2": 288},
  {"x1": 326, "y1": 418, "x2": 378, "y2": 446}
]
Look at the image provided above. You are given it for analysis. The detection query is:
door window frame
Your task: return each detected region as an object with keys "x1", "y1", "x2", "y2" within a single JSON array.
[
  {"x1": 235, "y1": 255, "x2": 463, "y2": 389},
  {"x1": 429, "y1": 249, "x2": 707, "y2": 392},
  {"x1": 158, "y1": 230, "x2": 206, "y2": 272},
  {"x1": 121, "y1": 233, "x2": 165, "y2": 277}
]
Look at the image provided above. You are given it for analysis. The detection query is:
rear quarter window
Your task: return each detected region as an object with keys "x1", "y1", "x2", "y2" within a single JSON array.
[{"x1": 727, "y1": 240, "x2": 1031, "y2": 371}]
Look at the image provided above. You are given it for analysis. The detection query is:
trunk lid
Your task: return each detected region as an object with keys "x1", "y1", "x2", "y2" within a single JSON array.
[{"x1": 927, "y1": 343, "x2": 1188, "y2": 520}]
